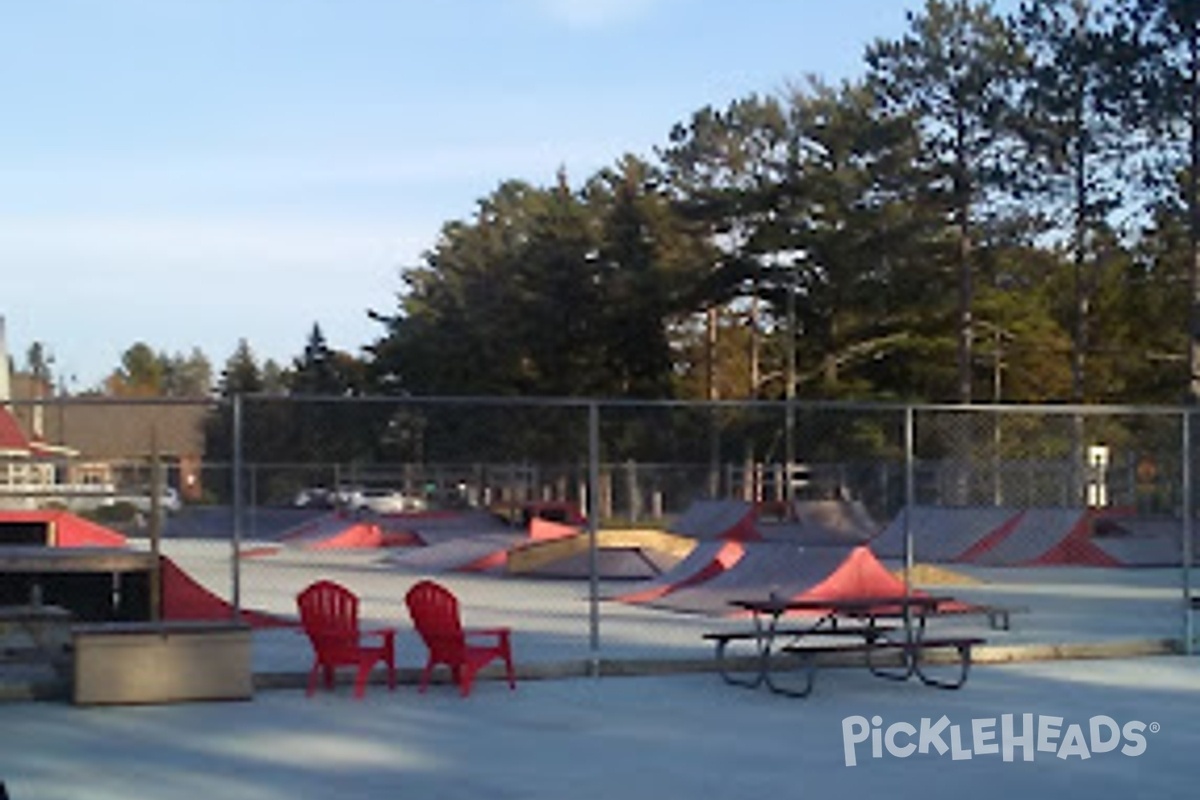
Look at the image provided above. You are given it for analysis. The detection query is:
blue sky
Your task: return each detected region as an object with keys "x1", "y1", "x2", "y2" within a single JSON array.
[{"x1": 3, "y1": 0, "x2": 958, "y2": 391}]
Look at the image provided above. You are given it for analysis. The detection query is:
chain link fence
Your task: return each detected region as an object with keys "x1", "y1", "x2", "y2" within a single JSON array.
[{"x1": 2, "y1": 396, "x2": 1197, "y2": 679}]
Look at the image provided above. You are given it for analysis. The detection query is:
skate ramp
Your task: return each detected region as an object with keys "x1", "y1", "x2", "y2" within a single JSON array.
[
  {"x1": 756, "y1": 500, "x2": 879, "y2": 545},
  {"x1": 391, "y1": 510, "x2": 516, "y2": 547},
  {"x1": 507, "y1": 529, "x2": 693, "y2": 578},
  {"x1": 0, "y1": 510, "x2": 127, "y2": 548},
  {"x1": 383, "y1": 532, "x2": 527, "y2": 573},
  {"x1": 160, "y1": 556, "x2": 292, "y2": 628},
  {"x1": 668, "y1": 499, "x2": 759, "y2": 541},
  {"x1": 872, "y1": 506, "x2": 1016, "y2": 562},
  {"x1": 278, "y1": 512, "x2": 383, "y2": 550},
  {"x1": 1011, "y1": 509, "x2": 1120, "y2": 567},
  {"x1": 1090, "y1": 515, "x2": 1200, "y2": 566},
  {"x1": 873, "y1": 505, "x2": 1137, "y2": 566},
  {"x1": 509, "y1": 546, "x2": 680, "y2": 580},
  {"x1": 961, "y1": 508, "x2": 1084, "y2": 565},
  {"x1": 633, "y1": 543, "x2": 857, "y2": 616},
  {"x1": 610, "y1": 540, "x2": 746, "y2": 603},
  {"x1": 528, "y1": 517, "x2": 582, "y2": 542}
]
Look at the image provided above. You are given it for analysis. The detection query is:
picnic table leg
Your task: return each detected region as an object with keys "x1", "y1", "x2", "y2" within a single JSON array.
[
  {"x1": 912, "y1": 641, "x2": 975, "y2": 689},
  {"x1": 865, "y1": 610, "x2": 919, "y2": 682},
  {"x1": 762, "y1": 650, "x2": 818, "y2": 698},
  {"x1": 712, "y1": 637, "x2": 766, "y2": 689}
]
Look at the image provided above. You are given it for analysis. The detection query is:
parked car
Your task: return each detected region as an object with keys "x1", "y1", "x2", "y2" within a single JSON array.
[
  {"x1": 347, "y1": 488, "x2": 427, "y2": 514},
  {"x1": 293, "y1": 487, "x2": 337, "y2": 509}
]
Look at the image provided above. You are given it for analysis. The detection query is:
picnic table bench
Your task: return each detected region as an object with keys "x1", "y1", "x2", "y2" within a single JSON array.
[
  {"x1": 703, "y1": 625, "x2": 896, "y2": 689},
  {"x1": 778, "y1": 635, "x2": 987, "y2": 696}
]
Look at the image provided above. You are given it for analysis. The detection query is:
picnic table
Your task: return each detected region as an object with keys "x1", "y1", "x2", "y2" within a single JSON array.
[{"x1": 704, "y1": 594, "x2": 986, "y2": 698}]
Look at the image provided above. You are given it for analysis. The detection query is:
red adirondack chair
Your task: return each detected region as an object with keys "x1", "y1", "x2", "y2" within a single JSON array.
[
  {"x1": 297, "y1": 580, "x2": 397, "y2": 699},
  {"x1": 405, "y1": 579, "x2": 516, "y2": 697}
]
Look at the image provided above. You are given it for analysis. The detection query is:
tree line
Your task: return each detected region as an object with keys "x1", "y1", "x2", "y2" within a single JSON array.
[{"x1": 371, "y1": 0, "x2": 1200, "y2": 407}]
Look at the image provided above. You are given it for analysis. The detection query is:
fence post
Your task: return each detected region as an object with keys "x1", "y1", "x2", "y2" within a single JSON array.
[
  {"x1": 904, "y1": 405, "x2": 915, "y2": 592},
  {"x1": 1183, "y1": 409, "x2": 1194, "y2": 656},
  {"x1": 587, "y1": 401, "x2": 600, "y2": 676},
  {"x1": 231, "y1": 393, "x2": 243, "y2": 616}
]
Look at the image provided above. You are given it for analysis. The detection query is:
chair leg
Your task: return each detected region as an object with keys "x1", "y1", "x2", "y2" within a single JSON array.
[
  {"x1": 353, "y1": 662, "x2": 372, "y2": 699},
  {"x1": 504, "y1": 650, "x2": 516, "y2": 690}
]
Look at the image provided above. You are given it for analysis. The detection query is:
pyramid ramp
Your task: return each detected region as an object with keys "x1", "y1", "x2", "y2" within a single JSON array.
[{"x1": 635, "y1": 543, "x2": 856, "y2": 616}]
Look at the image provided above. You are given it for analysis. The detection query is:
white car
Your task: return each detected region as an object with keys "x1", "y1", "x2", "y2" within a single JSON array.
[{"x1": 348, "y1": 488, "x2": 426, "y2": 514}]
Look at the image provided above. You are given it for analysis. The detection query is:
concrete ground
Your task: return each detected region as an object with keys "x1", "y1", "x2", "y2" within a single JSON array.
[{"x1": 1, "y1": 656, "x2": 1199, "y2": 799}]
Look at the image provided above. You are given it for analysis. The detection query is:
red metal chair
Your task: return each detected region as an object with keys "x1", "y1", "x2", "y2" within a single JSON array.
[
  {"x1": 297, "y1": 580, "x2": 397, "y2": 699},
  {"x1": 405, "y1": 579, "x2": 516, "y2": 697}
]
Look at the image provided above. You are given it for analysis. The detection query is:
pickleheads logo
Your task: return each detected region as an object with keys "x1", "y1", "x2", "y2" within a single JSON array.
[{"x1": 841, "y1": 714, "x2": 1158, "y2": 767}]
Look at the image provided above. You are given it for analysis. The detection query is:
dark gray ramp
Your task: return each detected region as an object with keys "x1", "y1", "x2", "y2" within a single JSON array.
[
  {"x1": 872, "y1": 506, "x2": 1016, "y2": 562},
  {"x1": 757, "y1": 500, "x2": 879, "y2": 545},
  {"x1": 383, "y1": 510, "x2": 515, "y2": 547},
  {"x1": 967, "y1": 507, "x2": 1084, "y2": 566},
  {"x1": 668, "y1": 499, "x2": 756, "y2": 540},
  {"x1": 1091, "y1": 517, "x2": 1200, "y2": 566}
]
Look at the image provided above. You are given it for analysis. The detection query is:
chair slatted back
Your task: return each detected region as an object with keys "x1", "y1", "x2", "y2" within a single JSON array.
[
  {"x1": 298, "y1": 580, "x2": 361, "y2": 663},
  {"x1": 405, "y1": 580, "x2": 466, "y2": 662}
]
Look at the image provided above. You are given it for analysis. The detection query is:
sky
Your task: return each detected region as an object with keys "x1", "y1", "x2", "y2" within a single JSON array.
[{"x1": 4, "y1": 0, "x2": 966, "y2": 392}]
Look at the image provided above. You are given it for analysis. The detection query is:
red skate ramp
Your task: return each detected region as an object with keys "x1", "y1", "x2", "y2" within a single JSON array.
[
  {"x1": 669, "y1": 499, "x2": 759, "y2": 541},
  {"x1": 628, "y1": 543, "x2": 973, "y2": 618},
  {"x1": 160, "y1": 556, "x2": 292, "y2": 628},
  {"x1": 633, "y1": 543, "x2": 857, "y2": 616},
  {"x1": 610, "y1": 540, "x2": 746, "y2": 603},
  {"x1": 383, "y1": 533, "x2": 527, "y2": 573},
  {"x1": 278, "y1": 512, "x2": 383, "y2": 550},
  {"x1": 0, "y1": 510, "x2": 127, "y2": 548},
  {"x1": 528, "y1": 517, "x2": 579, "y2": 542},
  {"x1": 1027, "y1": 510, "x2": 1122, "y2": 567},
  {"x1": 799, "y1": 545, "x2": 911, "y2": 599}
]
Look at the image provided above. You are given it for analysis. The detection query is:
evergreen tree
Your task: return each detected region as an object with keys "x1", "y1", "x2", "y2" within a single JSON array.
[{"x1": 867, "y1": 0, "x2": 1025, "y2": 402}]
